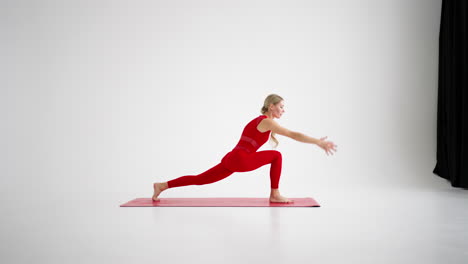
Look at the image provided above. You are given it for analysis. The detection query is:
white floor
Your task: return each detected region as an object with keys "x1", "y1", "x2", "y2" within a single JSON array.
[{"x1": 2, "y1": 177, "x2": 468, "y2": 264}]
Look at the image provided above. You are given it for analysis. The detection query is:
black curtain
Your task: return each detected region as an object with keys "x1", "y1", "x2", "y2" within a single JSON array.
[{"x1": 433, "y1": 0, "x2": 468, "y2": 188}]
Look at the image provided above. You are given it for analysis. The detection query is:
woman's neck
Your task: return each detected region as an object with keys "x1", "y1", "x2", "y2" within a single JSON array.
[{"x1": 264, "y1": 112, "x2": 274, "y2": 119}]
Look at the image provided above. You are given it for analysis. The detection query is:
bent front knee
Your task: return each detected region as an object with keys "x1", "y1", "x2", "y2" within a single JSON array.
[{"x1": 273, "y1": 150, "x2": 282, "y2": 161}]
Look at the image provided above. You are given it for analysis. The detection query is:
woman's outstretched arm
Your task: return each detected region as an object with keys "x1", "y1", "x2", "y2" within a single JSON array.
[{"x1": 258, "y1": 118, "x2": 338, "y2": 155}]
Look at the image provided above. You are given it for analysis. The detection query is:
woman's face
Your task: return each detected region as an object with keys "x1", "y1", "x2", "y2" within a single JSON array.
[{"x1": 270, "y1": 100, "x2": 285, "y2": 119}]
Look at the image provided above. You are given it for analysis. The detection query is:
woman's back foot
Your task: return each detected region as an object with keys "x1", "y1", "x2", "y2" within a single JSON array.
[{"x1": 152, "y1": 182, "x2": 167, "y2": 201}]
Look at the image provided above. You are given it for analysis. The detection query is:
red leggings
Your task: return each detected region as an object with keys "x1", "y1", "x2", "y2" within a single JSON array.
[{"x1": 167, "y1": 150, "x2": 282, "y2": 189}]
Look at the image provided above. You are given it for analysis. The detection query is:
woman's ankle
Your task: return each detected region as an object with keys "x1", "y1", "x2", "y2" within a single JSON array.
[
  {"x1": 157, "y1": 182, "x2": 169, "y2": 191},
  {"x1": 270, "y1": 188, "x2": 280, "y2": 196}
]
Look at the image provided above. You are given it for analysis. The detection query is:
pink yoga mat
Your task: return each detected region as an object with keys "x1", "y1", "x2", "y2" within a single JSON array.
[{"x1": 120, "y1": 197, "x2": 320, "y2": 207}]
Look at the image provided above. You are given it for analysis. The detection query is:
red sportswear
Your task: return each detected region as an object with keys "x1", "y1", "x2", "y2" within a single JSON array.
[{"x1": 167, "y1": 115, "x2": 282, "y2": 189}]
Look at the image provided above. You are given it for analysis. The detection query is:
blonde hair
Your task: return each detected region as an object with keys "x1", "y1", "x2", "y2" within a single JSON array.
[{"x1": 260, "y1": 94, "x2": 284, "y2": 148}]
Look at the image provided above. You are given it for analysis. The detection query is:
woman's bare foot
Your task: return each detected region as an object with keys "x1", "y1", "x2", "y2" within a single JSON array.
[
  {"x1": 270, "y1": 195, "x2": 292, "y2": 203},
  {"x1": 152, "y1": 182, "x2": 168, "y2": 201},
  {"x1": 269, "y1": 189, "x2": 292, "y2": 203}
]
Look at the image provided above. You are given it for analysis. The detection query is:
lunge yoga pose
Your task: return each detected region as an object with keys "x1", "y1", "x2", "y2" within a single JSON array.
[{"x1": 152, "y1": 94, "x2": 337, "y2": 203}]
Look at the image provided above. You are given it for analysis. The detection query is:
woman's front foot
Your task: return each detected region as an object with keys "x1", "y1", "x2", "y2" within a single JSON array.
[{"x1": 269, "y1": 189, "x2": 292, "y2": 203}]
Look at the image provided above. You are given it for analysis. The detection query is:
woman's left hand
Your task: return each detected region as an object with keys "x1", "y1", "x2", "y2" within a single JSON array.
[{"x1": 318, "y1": 136, "x2": 338, "y2": 156}]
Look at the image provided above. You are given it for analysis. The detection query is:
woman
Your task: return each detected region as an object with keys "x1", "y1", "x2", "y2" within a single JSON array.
[{"x1": 152, "y1": 94, "x2": 337, "y2": 203}]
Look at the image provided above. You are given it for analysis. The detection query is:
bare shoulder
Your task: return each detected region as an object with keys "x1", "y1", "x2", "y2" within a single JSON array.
[
  {"x1": 257, "y1": 118, "x2": 290, "y2": 134},
  {"x1": 257, "y1": 118, "x2": 275, "y2": 133}
]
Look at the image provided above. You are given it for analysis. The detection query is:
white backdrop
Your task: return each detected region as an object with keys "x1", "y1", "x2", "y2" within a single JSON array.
[{"x1": 2, "y1": 0, "x2": 442, "y2": 204}]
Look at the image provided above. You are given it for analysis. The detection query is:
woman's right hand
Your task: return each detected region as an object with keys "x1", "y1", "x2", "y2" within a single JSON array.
[{"x1": 318, "y1": 136, "x2": 338, "y2": 155}]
